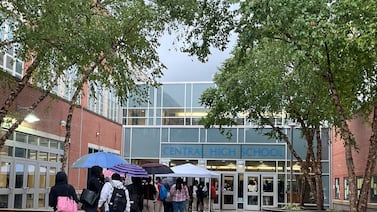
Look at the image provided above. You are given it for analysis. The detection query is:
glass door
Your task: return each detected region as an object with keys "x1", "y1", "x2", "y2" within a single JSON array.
[
  {"x1": 245, "y1": 174, "x2": 260, "y2": 210},
  {"x1": 221, "y1": 173, "x2": 237, "y2": 210},
  {"x1": 244, "y1": 173, "x2": 277, "y2": 210}
]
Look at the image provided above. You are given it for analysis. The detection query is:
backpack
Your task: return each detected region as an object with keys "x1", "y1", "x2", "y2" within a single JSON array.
[
  {"x1": 159, "y1": 184, "x2": 168, "y2": 201},
  {"x1": 109, "y1": 186, "x2": 127, "y2": 212}
]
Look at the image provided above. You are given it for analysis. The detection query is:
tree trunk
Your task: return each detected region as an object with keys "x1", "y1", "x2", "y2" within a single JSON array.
[
  {"x1": 0, "y1": 59, "x2": 39, "y2": 128},
  {"x1": 357, "y1": 105, "x2": 377, "y2": 212},
  {"x1": 314, "y1": 128, "x2": 324, "y2": 210},
  {"x1": 60, "y1": 56, "x2": 105, "y2": 171}
]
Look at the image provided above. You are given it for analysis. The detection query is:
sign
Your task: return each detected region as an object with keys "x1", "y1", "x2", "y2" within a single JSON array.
[{"x1": 161, "y1": 144, "x2": 285, "y2": 159}]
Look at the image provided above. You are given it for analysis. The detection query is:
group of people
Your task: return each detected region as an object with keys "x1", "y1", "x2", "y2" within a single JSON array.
[{"x1": 48, "y1": 165, "x2": 216, "y2": 212}]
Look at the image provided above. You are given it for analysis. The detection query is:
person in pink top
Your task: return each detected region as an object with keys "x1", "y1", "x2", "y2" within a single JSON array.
[{"x1": 169, "y1": 177, "x2": 189, "y2": 212}]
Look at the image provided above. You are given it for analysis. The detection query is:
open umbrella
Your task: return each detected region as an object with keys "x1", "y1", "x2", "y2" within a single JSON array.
[
  {"x1": 141, "y1": 163, "x2": 174, "y2": 175},
  {"x1": 110, "y1": 163, "x2": 149, "y2": 178},
  {"x1": 71, "y1": 152, "x2": 127, "y2": 168}
]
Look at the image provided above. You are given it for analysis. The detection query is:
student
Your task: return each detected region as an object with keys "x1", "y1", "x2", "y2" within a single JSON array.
[
  {"x1": 97, "y1": 173, "x2": 131, "y2": 212},
  {"x1": 127, "y1": 177, "x2": 144, "y2": 212},
  {"x1": 170, "y1": 177, "x2": 189, "y2": 212},
  {"x1": 49, "y1": 171, "x2": 79, "y2": 211},
  {"x1": 142, "y1": 177, "x2": 157, "y2": 212},
  {"x1": 154, "y1": 177, "x2": 163, "y2": 212},
  {"x1": 83, "y1": 165, "x2": 104, "y2": 212}
]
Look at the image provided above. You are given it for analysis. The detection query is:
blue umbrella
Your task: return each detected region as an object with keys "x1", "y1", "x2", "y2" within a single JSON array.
[
  {"x1": 71, "y1": 152, "x2": 127, "y2": 168},
  {"x1": 110, "y1": 163, "x2": 149, "y2": 178}
]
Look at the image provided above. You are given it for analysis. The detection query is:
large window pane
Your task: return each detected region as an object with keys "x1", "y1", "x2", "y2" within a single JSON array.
[
  {"x1": 49, "y1": 167, "x2": 57, "y2": 187},
  {"x1": 0, "y1": 162, "x2": 11, "y2": 188},
  {"x1": 27, "y1": 165, "x2": 35, "y2": 187},
  {"x1": 162, "y1": 84, "x2": 185, "y2": 107},
  {"x1": 15, "y1": 147, "x2": 26, "y2": 158},
  {"x1": 371, "y1": 175, "x2": 377, "y2": 203},
  {"x1": 39, "y1": 166, "x2": 47, "y2": 188},
  {"x1": 15, "y1": 164, "x2": 24, "y2": 188},
  {"x1": 15, "y1": 132, "x2": 27, "y2": 143}
]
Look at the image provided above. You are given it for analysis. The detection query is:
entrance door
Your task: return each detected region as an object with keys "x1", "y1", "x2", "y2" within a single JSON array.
[
  {"x1": 244, "y1": 173, "x2": 277, "y2": 210},
  {"x1": 221, "y1": 173, "x2": 237, "y2": 210}
]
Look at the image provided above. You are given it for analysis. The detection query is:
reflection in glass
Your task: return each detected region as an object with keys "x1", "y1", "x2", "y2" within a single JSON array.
[
  {"x1": 14, "y1": 194, "x2": 22, "y2": 208},
  {"x1": 0, "y1": 162, "x2": 10, "y2": 188},
  {"x1": 224, "y1": 176, "x2": 234, "y2": 191},
  {"x1": 27, "y1": 165, "x2": 35, "y2": 187},
  {"x1": 15, "y1": 164, "x2": 24, "y2": 188},
  {"x1": 263, "y1": 177, "x2": 274, "y2": 192},
  {"x1": 49, "y1": 167, "x2": 57, "y2": 187},
  {"x1": 39, "y1": 166, "x2": 47, "y2": 188},
  {"x1": 263, "y1": 196, "x2": 273, "y2": 206},
  {"x1": 0, "y1": 145, "x2": 13, "y2": 157},
  {"x1": 0, "y1": 194, "x2": 8, "y2": 208},
  {"x1": 223, "y1": 195, "x2": 233, "y2": 204},
  {"x1": 248, "y1": 195, "x2": 258, "y2": 205},
  {"x1": 15, "y1": 147, "x2": 26, "y2": 158},
  {"x1": 38, "y1": 193, "x2": 45, "y2": 207},
  {"x1": 38, "y1": 151, "x2": 48, "y2": 161},
  {"x1": 28, "y1": 149, "x2": 37, "y2": 160},
  {"x1": 26, "y1": 194, "x2": 34, "y2": 208}
]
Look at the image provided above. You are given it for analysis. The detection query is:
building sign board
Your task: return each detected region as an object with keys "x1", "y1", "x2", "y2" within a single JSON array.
[{"x1": 161, "y1": 143, "x2": 285, "y2": 159}]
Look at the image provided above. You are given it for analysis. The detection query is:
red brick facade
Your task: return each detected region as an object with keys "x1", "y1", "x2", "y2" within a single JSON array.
[{"x1": 0, "y1": 83, "x2": 122, "y2": 190}]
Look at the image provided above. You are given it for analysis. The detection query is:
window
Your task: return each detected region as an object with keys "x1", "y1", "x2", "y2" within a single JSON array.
[
  {"x1": 344, "y1": 177, "x2": 349, "y2": 200},
  {"x1": 371, "y1": 175, "x2": 377, "y2": 203},
  {"x1": 335, "y1": 178, "x2": 340, "y2": 199},
  {"x1": 357, "y1": 177, "x2": 363, "y2": 196}
]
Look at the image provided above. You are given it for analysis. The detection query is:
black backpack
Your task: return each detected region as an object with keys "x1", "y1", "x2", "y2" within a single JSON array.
[{"x1": 109, "y1": 186, "x2": 127, "y2": 212}]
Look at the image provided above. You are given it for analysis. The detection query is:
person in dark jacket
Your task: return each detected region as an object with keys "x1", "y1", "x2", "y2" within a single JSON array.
[
  {"x1": 49, "y1": 171, "x2": 78, "y2": 211},
  {"x1": 127, "y1": 177, "x2": 143, "y2": 212},
  {"x1": 83, "y1": 165, "x2": 104, "y2": 212}
]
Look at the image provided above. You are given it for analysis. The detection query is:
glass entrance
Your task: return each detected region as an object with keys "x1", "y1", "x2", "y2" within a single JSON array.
[
  {"x1": 221, "y1": 173, "x2": 237, "y2": 210},
  {"x1": 244, "y1": 173, "x2": 277, "y2": 210}
]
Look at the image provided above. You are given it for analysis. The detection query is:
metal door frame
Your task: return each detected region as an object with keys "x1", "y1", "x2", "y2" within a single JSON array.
[
  {"x1": 221, "y1": 173, "x2": 237, "y2": 210},
  {"x1": 244, "y1": 172, "x2": 278, "y2": 211}
]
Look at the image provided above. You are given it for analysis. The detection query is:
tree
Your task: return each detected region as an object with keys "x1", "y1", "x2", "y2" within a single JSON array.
[
  {"x1": 0, "y1": 0, "x2": 234, "y2": 169},
  {"x1": 201, "y1": 0, "x2": 377, "y2": 211}
]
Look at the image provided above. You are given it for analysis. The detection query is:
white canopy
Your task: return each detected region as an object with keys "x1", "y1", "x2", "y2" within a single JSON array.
[{"x1": 158, "y1": 163, "x2": 220, "y2": 178}]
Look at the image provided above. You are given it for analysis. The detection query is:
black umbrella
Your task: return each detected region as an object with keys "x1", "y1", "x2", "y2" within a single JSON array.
[{"x1": 141, "y1": 162, "x2": 174, "y2": 175}]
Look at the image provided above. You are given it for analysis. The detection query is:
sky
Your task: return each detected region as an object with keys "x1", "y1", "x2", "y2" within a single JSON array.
[{"x1": 158, "y1": 34, "x2": 236, "y2": 82}]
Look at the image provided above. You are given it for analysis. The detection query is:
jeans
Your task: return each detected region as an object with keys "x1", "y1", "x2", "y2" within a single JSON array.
[{"x1": 172, "y1": 201, "x2": 185, "y2": 212}]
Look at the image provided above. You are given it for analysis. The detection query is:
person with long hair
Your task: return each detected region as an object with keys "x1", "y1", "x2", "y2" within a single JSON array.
[
  {"x1": 49, "y1": 171, "x2": 79, "y2": 211},
  {"x1": 83, "y1": 165, "x2": 104, "y2": 212},
  {"x1": 169, "y1": 177, "x2": 189, "y2": 212}
]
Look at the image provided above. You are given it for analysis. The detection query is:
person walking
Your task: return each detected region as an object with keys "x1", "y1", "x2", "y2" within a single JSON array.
[
  {"x1": 83, "y1": 165, "x2": 104, "y2": 212},
  {"x1": 127, "y1": 177, "x2": 144, "y2": 212},
  {"x1": 169, "y1": 177, "x2": 189, "y2": 212},
  {"x1": 142, "y1": 177, "x2": 157, "y2": 212},
  {"x1": 49, "y1": 171, "x2": 79, "y2": 212},
  {"x1": 191, "y1": 180, "x2": 198, "y2": 211},
  {"x1": 154, "y1": 177, "x2": 163, "y2": 212},
  {"x1": 97, "y1": 173, "x2": 131, "y2": 212}
]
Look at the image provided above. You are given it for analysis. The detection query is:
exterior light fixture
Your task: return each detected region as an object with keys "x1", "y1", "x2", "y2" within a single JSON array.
[
  {"x1": 16, "y1": 105, "x2": 40, "y2": 123},
  {"x1": 24, "y1": 113, "x2": 40, "y2": 123}
]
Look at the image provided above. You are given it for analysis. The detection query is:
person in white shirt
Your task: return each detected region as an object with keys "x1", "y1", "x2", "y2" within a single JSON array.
[{"x1": 97, "y1": 173, "x2": 131, "y2": 212}]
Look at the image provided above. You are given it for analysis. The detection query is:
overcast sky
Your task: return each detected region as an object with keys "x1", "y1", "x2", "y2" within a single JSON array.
[{"x1": 158, "y1": 34, "x2": 236, "y2": 82}]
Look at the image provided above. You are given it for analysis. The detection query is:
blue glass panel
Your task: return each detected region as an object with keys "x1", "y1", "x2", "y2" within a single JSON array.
[
  {"x1": 131, "y1": 128, "x2": 160, "y2": 157},
  {"x1": 170, "y1": 128, "x2": 199, "y2": 142},
  {"x1": 207, "y1": 128, "x2": 237, "y2": 143},
  {"x1": 200, "y1": 128, "x2": 206, "y2": 142},
  {"x1": 161, "y1": 128, "x2": 169, "y2": 142},
  {"x1": 162, "y1": 84, "x2": 185, "y2": 107},
  {"x1": 245, "y1": 128, "x2": 278, "y2": 143},
  {"x1": 123, "y1": 129, "x2": 131, "y2": 157},
  {"x1": 186, "y1": 83, "x2": 192, "y2": 108},
  {"x1": 192, "y1": 83, "x2": 214, "y2": 107}
]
